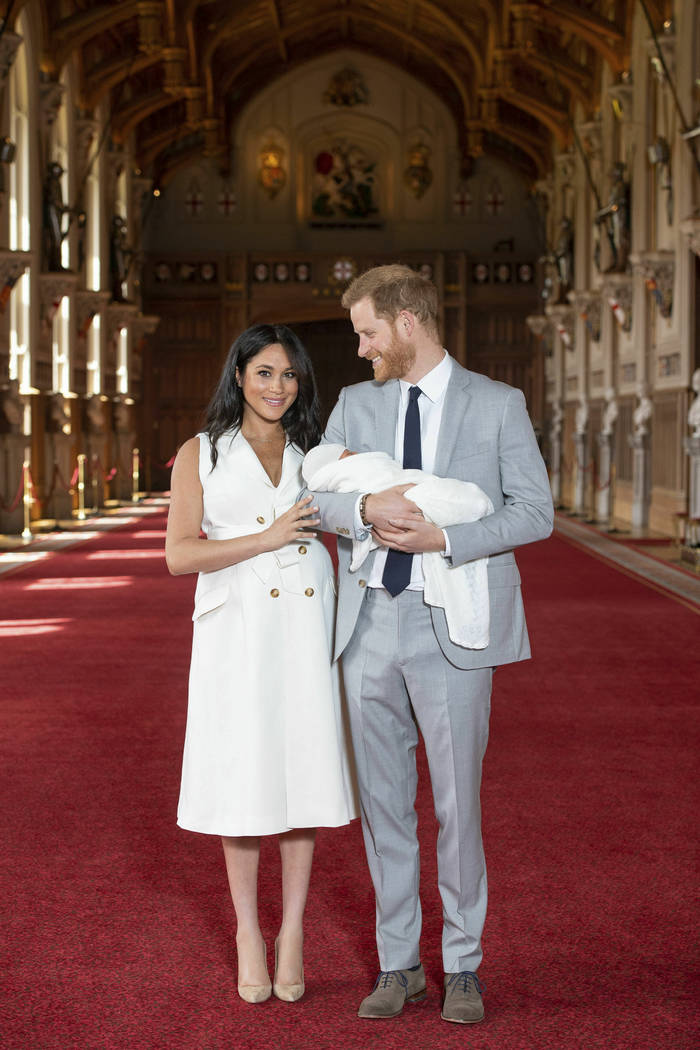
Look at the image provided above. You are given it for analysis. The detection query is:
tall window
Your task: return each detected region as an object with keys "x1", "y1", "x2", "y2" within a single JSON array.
[
  {"x1": 51, "y1": 71, "x2": 71, "y2": 395},
  {"x1": 87, "y1": 314, "x2": 101, "y2": 394},
  {"x1": 85, "y1": 108, "x2": 104, "y2": 392},
  {"x1": 116, "y1": 326, "x2": 128, "y2": 394},
  {"x1": 8, "y1": 14, "x2": 31, "y2": 396}
]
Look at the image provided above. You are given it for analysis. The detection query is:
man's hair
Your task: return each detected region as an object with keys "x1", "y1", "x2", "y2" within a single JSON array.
[{"x1": 341, "y1": 264, "x2": 439, "y2": 339}]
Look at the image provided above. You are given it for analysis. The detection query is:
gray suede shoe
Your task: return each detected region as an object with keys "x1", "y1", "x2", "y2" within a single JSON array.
[
  {"x1": 357, "y1": 964, "x2": 427, "y2": 1018},
  {"x1": 441, "y1": 971, "x2": 485, "y2": 1024}
]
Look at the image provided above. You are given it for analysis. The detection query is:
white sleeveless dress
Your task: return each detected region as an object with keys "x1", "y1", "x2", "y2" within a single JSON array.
[{"x1": 177, "y1": 430, "x2": 357, "y2": 836}]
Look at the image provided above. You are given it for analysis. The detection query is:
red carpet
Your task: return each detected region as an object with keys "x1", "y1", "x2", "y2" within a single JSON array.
[{"x1": 1, "y1": 512, "x2": 698, "y2": 1049}]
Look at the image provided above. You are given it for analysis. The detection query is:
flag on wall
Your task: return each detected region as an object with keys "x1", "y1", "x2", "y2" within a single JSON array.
[{"x1": 0, "y1": 274, "x2": 19, "y2": 313}]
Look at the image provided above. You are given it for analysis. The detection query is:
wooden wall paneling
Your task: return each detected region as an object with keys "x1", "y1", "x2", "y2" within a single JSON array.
[
  {"x1": 588, "y1": 401, "x2": 603, "y2": 519},
  {"x1": 651, "y1": 390, "x2": 686, "y2": 493},
  {"x1": 562, "y1": 401, "x2": 576, "y2": 508},
  {"x1": 615, "y1": 397, "x2": 634, "y2": 483}
]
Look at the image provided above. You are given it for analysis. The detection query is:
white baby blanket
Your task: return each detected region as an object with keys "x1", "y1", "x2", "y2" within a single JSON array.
[{"x1": 303, "y1": 444, "x2": 494, "y2": 649}]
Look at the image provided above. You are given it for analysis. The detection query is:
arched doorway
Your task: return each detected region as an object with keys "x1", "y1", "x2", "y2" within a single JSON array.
[{"x1": 289, "y1": 318, "x2": 367, "y2": 427}]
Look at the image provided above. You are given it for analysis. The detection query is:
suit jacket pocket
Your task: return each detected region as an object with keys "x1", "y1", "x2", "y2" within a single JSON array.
[
  {"x1": 451, "y1": 441, "x2": 493, "y2": 468},
  {"x1": 192, "y1": 584, "x2": 229, "y2": 620},
  {"x1": 487, "y1": 563, "x2": 521, "y2": 588}
]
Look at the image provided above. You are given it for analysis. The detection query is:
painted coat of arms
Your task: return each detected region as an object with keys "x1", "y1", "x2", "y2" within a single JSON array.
[{"x1": 311, "y1": 141, "x2": 378, "y2": 223}]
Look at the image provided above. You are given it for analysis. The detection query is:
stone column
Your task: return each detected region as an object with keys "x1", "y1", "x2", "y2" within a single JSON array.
[
  {"x1": 685, "y1": 436, "x2": 700, "y2": 521},
  {"x1": 596, "y1": 432, "x2": 613, "y2": 523},
  {"x1": 629, "y1": 384, "x2": 652, "y2": 528},
  {"x1": 629, "y1": 433, "x2": 651, "y2": 529},
  {"x1": 573, "y1": 395, "x2": 588, "y2": 516},
  {"x1": 549, "y1": 401, "x2": 563, "y2": 506}
]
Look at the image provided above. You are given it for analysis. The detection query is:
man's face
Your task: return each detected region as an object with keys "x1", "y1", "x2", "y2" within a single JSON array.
[{"x1": 350, "y1": 297, "x2": 416, "y2": 383}]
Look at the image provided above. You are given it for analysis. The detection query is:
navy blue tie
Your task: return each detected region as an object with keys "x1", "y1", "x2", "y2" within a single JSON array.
[{"x1": 382, "y1": 385, "x2": 422, "y2": 596}]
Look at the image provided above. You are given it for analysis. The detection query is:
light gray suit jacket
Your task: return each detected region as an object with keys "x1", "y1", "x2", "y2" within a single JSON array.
[{"x1": 311, "y1": 359, "x2": 554, "y2": 669}]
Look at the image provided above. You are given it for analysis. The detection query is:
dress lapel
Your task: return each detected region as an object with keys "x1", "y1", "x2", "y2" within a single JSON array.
[{"x1": 434, "y1": 364, "x2": 472, "y2": 476}]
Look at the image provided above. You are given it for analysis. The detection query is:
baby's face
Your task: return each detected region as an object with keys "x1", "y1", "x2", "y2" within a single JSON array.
[{"x1": 339, "y1": 449, "x2": 357, "y2": 459}]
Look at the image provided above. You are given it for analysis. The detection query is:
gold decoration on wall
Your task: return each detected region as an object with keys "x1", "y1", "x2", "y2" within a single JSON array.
[
  {"x1": 258, "y1": 144, "x2": 286, "y2": 199},
  {"x1": 403, "y1": 143, "x2": 433, "y2": 199}
]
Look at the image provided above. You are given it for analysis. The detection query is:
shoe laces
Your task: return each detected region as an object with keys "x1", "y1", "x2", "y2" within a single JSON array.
[
  {"x1": 373, "y1": 969, "x2": 409, "y2": 991},
  {"x1": 447, "y1": 971, "x2": 485, "y2": 996}
]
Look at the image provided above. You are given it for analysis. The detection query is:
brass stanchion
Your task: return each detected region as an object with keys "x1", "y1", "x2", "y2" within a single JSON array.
[
  {"x1": 606, "y1": 462, "x2": 618, "y2": 533},
  {"x1": 76, "y1": 453, "x2": 87, "y2": 521},
  {"x1": 131, "y1": 447, "x2": 140, "y2": 503},
  {"x1": 91, "y1": 454, "x2": 99, "y2": 513},
  {"x1": 21, "y1": 459, "x2": 33, "y2": 543}
]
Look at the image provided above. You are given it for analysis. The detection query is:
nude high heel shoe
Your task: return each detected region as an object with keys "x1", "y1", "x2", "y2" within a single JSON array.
[
  {"x1": 236, "y1": 939, "x2": 272, "y2": 1003},
  {"x1": 273, "y1": 936, "x2": 305, "y2": 1002}
]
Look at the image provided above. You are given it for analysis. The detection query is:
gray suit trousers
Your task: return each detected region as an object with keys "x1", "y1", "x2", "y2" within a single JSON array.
[{"x1": 342, "y1": 587, "x2": 492, "y2": 974}]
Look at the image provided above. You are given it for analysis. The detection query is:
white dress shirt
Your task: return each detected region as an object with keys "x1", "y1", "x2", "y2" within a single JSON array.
[{"x1": 358, "y1": 351, "x2": 453, "y2": 590}]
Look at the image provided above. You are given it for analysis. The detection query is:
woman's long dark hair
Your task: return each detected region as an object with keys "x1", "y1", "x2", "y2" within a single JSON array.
[{"x1": 204, "y1": 324, "x2": 322, "y2": 469}]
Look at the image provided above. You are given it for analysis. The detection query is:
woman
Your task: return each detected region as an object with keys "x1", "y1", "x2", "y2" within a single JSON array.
[{"x1": 166, "y1": 324, "x2": 356, "y2": 1005}]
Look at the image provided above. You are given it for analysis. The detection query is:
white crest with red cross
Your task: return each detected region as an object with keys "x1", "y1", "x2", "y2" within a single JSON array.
[
  {"x1": 484, "y1": 181, "x2": 505, "y2": 217},
  {"x1": 185, "y1": 181, "x2": 204, "y2": 217},
  {"x1": 217, "y1": 184, "x2": 237, "y2": 216},
  {"x1": 453, "y1": 184, "x2": 473, "y2": 216}
]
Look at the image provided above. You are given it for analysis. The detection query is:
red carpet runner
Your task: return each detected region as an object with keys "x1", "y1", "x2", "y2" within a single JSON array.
[{"x1": 1, "y1": 511, "x2": 698, "y2": 1049}]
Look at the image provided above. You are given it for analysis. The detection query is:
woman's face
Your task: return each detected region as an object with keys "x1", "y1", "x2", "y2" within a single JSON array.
[{"x1": 236, "y1": 343, "x2": 299, "y2": 427}]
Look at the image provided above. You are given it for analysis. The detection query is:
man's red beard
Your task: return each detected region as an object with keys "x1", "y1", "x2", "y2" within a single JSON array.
[{"x1": 372, "y1": 331, "x2": 417, "y2": 382}]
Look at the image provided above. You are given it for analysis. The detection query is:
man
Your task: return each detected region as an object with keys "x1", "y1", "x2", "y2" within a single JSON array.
[{"x1": 310, "y1": 264, "x2": 553, "y2": 1024}]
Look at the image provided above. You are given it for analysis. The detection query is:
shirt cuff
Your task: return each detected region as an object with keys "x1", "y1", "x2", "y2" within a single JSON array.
[
  {"x1": 440, "y1": 529, "x2": 451, "y2": 557},
  {"x1": 353, "y1": 496, "x2": 371, "y2": 541}
]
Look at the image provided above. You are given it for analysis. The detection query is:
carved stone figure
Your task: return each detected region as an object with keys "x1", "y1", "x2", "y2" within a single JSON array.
[
  {"x1": 575, "y1": 395, "x2": 588, "y2": 436},
  {"x1": 86, "y1": 394, "x2": 105, "y2": 434},
  {"x1": 633, "y1": 382, "x2": 653, "y2": 437},
  {"x1": 550, "y1": 400, "x2": 563, "y2": 438},
  {"x1": 688, "y1": 368, "x2": 700, "y2": 438},
  {"x1": 601, "y1": 388, "x2": 619, "y2": 437},
  {"x1": 109, "y1": 216, "x2": 130, "y2": 302},
  {"x1": 595, "y1": 163, "x2": 631, "y2": 273},
  {"x1": 554, "y1": 217, "x2": 574, "y2": 297},
  {"x1": 0, "y1": 379, "x2": 22, "y2": 433},
  {"x1": 43, "y1": 162, "x2": 68, "y2": 272},
  {"x1": 114, "y1": 399, "x2": 132, "y2": 434},
  {"x1": 47, "y1": 393, "x2": 71, "y2": 434}
]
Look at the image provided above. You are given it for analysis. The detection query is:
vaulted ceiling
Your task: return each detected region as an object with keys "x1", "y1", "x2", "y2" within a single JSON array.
[{"x1": 38, "y1": 0, "x2": 666, "y2": 183}]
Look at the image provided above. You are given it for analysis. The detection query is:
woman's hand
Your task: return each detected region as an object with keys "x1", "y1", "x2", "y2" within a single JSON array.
[{"x1": 259, "y1": 496, "x2": 320, "y2": 552}]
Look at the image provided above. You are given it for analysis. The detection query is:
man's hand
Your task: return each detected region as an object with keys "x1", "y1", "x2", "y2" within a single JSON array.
[
  {"x1": 373, "y1": 518, "x2": 446, "y2": 554},
  {"x1": 364, "y1": 485, "x2": 423, "y2": 531}
]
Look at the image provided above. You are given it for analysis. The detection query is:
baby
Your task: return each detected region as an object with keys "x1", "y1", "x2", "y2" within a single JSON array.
[{"x1": 302, "y1": 443, "x2": 494, "y2": 650}]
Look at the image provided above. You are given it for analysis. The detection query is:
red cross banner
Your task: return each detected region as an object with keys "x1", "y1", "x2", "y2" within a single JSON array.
[
  {"x1": 217, "y1": 186, "x2": 236, "y2": 216},
  {"x1": 453, "y1": 185, "x2": 473, "y2": 216},
  {"x1": 185, "y1": 182, "x2": 204, "y2": 217},
  {"x1": 485, "y1": 181, "x2": 505, "y2": 216}
]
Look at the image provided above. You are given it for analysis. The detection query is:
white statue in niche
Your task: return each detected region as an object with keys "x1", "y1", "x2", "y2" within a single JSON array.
[
  {"x1": 550, "y1": 400, "x2": 563, "y2": 438},
  {"x1": 575, "y1": 395, "x2": 588, "y2": 435},
  {"x1": 688, "y1": 368, "x2": 700, "y2": 438},
  {"x1": 601, "y1": 388, "x2": 619, "y2": 436},
  {"x1": 0, "y1": 379, "x2": 23, "y2": 432},
  {"x1": 633, "y1": 382, "x2": 653, "y2": 437}
]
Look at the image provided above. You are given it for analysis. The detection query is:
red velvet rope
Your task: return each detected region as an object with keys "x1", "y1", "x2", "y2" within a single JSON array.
[{"x1": 0, "y1": 470, "x2": 25, "y2": 513}]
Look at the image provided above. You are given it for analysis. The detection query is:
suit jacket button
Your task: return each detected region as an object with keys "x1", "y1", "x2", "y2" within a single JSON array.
[
  {"x1": 305, "y1": 587, "x2": 314, "y2": 597},
  {"x1": 270, "y1": 588, "x2": 280, "y2": 597},
  {"x1": 257, "y1": 515, "x2": 265, "y2": 524},
  {"x1": 358, "y1": 579, "x2": 367, "y2": 588},
  {"x1": 298, "y1": 545, "x2": 307, "y2": 554}
]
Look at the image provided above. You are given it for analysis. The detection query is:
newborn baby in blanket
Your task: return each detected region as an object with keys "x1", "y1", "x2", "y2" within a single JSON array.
[{"x1": 303, "y1": 444, "x2": 494, "y2": 650}]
